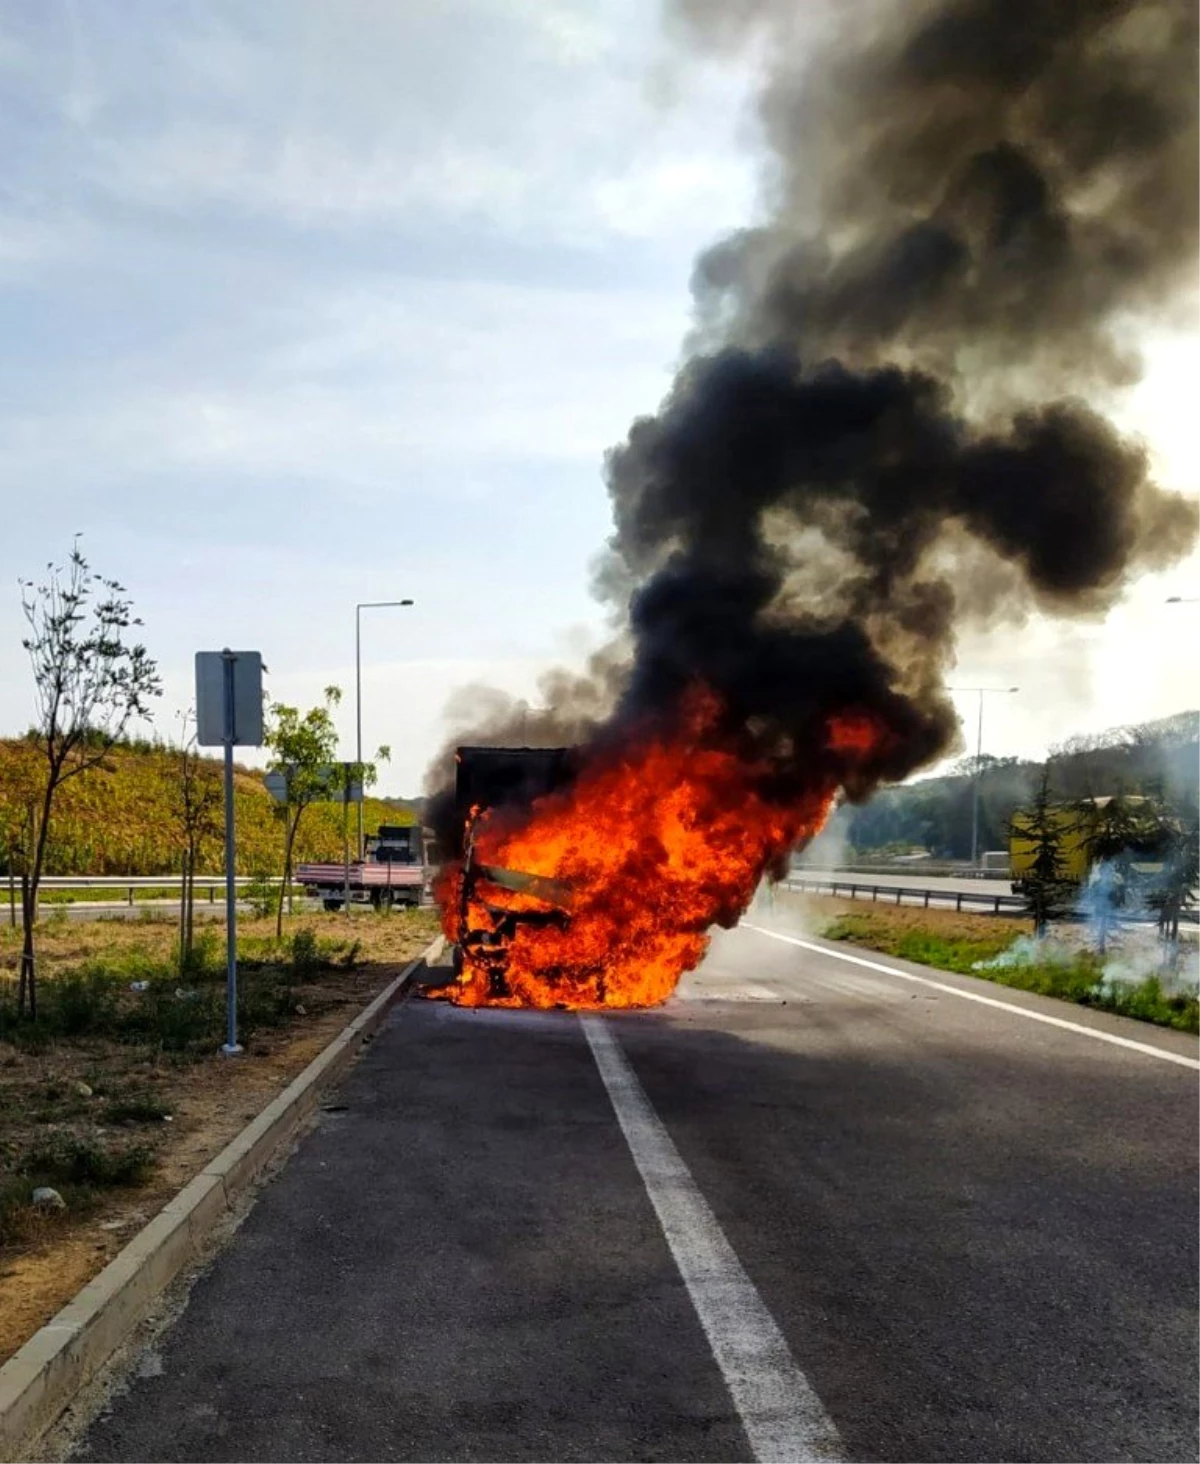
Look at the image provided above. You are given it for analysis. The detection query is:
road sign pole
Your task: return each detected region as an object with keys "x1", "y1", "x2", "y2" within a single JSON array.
[
  {"x1": 343, "y1": 763, "x2": 351, "y2": 920},
  {"x1": 221, "y1": 649, "x2": 243, "y2": 1055}
]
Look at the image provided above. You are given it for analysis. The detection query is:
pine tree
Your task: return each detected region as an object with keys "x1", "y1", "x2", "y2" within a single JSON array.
[{"x1": 1011, "y1": 770, "x2": 1075, "y2": 938}]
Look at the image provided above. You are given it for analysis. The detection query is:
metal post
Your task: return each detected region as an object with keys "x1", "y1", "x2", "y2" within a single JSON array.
[
  {"x1": 222, "y1": 650, "x2": 243, "y2": 1056},
  {"x1": 970, "y1": 690, "x2": 984, "y2": 867},
  {"x1": 355, "y1": 607, "x2": 363, "y2": 860},
  {"x1": 343, "y1": 764, "x2": 351, "y2": 920},
  {"x1": 354, "y1": 598, "x2": 414, "y2": 860},
  {"x1": 178, "y1": 850, "x2": 188, "y2": 953}
]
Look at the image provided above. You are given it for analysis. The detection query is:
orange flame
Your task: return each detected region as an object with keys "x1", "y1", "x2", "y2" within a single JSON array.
[{"x1": 435, "y1": 688, "x2": 884, "y2": 1009}]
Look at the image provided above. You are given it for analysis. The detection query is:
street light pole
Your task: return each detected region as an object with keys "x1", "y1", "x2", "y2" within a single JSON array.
[
  {"x1": 949, "y1": 685, "x2": 1020, "y2": 867},
  {"x1": 354, "y1": 599, "x2": 414, "y2": 857}
]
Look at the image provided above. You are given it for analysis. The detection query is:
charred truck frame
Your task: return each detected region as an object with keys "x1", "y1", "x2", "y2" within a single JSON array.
[{"x1": 451, "y1": 745, "x2": 577, "y2": 996}]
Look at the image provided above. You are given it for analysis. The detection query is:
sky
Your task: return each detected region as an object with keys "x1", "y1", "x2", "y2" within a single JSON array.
[{"x1": 1, "y1": 0, "x2": 1196, "y2": 797}]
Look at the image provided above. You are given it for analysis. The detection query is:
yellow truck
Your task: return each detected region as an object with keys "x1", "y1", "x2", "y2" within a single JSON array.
[{"x1": 1009, "y1": 796, "x2": 1165, "y2": 890}]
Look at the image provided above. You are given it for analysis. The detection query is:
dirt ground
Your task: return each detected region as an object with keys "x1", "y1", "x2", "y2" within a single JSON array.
[{"x1": 0, "y1": 909, "x2": 437, "y2": 1366}]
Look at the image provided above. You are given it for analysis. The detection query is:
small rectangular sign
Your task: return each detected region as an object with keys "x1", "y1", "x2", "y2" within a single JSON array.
[
  {"x1": 316, "y1": 763, "x2": 363, "y2": 803},
  {"x1": 263, "y1": 771, "x2": 288, "y2": 804},
  {"x1": 195, "y1": 651, "x2": 264, "y2": 747}
]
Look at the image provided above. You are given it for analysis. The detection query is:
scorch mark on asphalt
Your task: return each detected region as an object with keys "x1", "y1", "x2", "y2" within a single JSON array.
[{"x1": 581, "y1": 1014, "x2": 843, "y2": 1464}]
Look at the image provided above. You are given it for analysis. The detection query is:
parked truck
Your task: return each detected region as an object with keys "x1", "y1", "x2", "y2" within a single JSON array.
[
  {"x1": 449, "y1": 745, "x2": 577, "y2": 995},
  {"x1": 296, "y1": 824, "x2": 427, "y2": 911},
  {"x1": 1009, "y1": 795, "x2": 1166, "y2": 893}
]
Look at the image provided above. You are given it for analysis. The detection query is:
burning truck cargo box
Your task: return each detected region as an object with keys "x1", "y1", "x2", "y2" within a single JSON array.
[{"x1": 447, "y1": 746, "x2": 579, "y2": 1000}]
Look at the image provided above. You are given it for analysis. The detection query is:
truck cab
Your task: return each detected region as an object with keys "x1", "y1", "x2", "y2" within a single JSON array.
[{"x1": 366, "y1": 824, "x2": 421, "y2": 865}]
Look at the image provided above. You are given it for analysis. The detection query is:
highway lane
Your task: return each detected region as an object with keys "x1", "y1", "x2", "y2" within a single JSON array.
[
  {"x1": 789, "y1": 868, "x2": 1015, "y2": 897},
  {"x1": 70, "y1": 924, "x2": 1198, "y2": 1463}
]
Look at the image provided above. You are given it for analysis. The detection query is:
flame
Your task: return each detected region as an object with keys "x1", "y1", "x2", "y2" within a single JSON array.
[{"x1": 435, "y1": 687, "x2": 885, "y2": 1009}]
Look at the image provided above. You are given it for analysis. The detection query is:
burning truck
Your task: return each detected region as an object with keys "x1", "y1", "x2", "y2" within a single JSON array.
[
  {"x1": 433, "y1": 692, "x2": 884, "y2": 1011},
  {"x1": 429, "y1": 0, "x2": 1198, "y2": 1014}
]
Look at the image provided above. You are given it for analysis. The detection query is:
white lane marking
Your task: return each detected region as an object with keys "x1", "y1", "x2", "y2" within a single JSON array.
[
  {"x1": 743, "y1": 925, "x2": 1200, "y2": 1072},
  {"x1": 581, "y1": 1015, "x2": 842, "y2": 1464}
]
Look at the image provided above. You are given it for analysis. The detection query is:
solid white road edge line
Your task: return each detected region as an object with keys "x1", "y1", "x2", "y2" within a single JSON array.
[
  {"x1": 581, "y1": 1015, "x2": 843, "y2": 1464},
  {"x1": 743, "y1": 925, "x2": 1200, "y2": 1072}
]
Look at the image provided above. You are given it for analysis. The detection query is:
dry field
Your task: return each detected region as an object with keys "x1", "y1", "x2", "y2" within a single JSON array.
[{"x1": 0, "y1": 908, "x2": 438, "y2": 1364}]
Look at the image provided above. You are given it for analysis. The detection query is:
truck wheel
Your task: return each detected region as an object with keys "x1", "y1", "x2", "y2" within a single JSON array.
[{"x1": 323, "y1": 899, "x2": 342, "y2": 913}]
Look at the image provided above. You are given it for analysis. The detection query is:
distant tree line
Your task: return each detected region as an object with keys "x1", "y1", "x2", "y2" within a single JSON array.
[{"x1": 844, "y1": 711, "x2": 1199, "y2": 861}]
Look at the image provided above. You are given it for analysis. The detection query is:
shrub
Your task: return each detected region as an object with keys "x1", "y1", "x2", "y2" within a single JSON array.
[
  {"x1": 289, "y1": 928, "x2": 321, "y2": 979},
  {"x1": 22, "y1": 1134, "x2": 154, "y2": 1188}
]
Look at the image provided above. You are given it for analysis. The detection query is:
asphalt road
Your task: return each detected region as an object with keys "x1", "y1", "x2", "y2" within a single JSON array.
[
  {"x1": 70, "y1": 919, "x2": 1198, "y2": 1463},
  {"x1": 790, "y1": 869, "x2": 1016, "y2": 897}
]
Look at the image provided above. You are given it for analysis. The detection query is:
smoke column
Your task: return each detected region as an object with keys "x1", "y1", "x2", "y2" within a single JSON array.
[{"x1": 428, "y1": 0, "x2": 1197, "y2": 857}]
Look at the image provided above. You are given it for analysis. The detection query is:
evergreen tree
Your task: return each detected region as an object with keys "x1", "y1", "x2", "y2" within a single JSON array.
[{"x1": 1010, "y1": 770, "x2": 1075, "y2": 937}]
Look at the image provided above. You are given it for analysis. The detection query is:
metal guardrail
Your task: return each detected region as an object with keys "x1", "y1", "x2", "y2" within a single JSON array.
[
  {"x1": 783, "y1": 875, "x2": 1025, "y2": 914},
  {"x1": 4, "y1": 874, "x2": 283, "y2": 914},
  {"x1": 37, "y1": 875, "x2": 271, "y2": 889},
  {"x1": 791, "y1": 863, "x2": 1009, "y2": 881}
]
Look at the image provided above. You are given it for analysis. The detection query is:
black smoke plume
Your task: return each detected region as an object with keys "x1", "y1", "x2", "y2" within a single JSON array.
[{"x1": 427, "y1": 0, "x2": 1197, "y2": 855}]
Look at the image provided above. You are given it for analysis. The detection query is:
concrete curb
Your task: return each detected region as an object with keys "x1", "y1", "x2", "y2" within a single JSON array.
[{"x1": 0, "y1": 936, "x2": 445, "y2": 1462}]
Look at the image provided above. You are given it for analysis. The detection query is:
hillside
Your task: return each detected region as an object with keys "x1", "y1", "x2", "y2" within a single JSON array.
[{"x1": 0, "y1": 740, "x2": 413, "y2": 877}]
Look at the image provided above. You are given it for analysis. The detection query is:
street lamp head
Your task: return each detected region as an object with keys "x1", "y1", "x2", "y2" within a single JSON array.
[
  {"x1": 1008, "y1": 686, "x2": 1019, "y2": 693},
  {"x1": 400, "y1": 598, "x2": 414, "y2": 606}
]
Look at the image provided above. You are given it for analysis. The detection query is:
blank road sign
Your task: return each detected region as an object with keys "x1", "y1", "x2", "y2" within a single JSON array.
[
  {"x1": 263, "y1": 771, "x2": 288, "y2": 803},
  {"x1": 195, "y1": 651, "x2": 265, "y2": 746}
]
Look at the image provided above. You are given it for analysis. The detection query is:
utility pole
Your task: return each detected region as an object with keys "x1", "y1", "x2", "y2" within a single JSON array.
[
  {"x1": 354, "y1": 599, "x2": 413, "y2": 857},
  {"x1": 949, "y1": 685, "x2": 1020, "y2": 867}
]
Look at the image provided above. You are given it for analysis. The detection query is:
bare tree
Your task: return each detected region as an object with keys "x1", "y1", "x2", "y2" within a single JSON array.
[
  {"x1": 1146, "y1": 809, "x2": 1199, "y2": 950},
  {"x1": 17, "y1": 542, "x2": 161, "y2": 1017},
  {"x1": 170, "y1": 711, "x2": 223, "y2": 971}
]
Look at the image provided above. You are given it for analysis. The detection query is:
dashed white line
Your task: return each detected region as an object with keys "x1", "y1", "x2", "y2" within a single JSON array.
[
  {"x1": 581, "y1": 1015, "x2": 842, "y2": 1464},
  {"x1": 743, "y1": 925, "x2": 1200, "y2": 1072}
]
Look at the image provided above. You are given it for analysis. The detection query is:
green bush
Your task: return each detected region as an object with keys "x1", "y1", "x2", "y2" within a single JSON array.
[
  {"x1": 22, "y1": 1134, "x2": 154, "y2": 1188},
  {"x1": 44, "y1": 967, "x2": 124, "y2": 1036},
  {"x1": 289, "y1": 928, "x2": 320, "y2": 979},
  {"x1": 243, "y1": 872, "x2": 277, "y2": 920}
]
